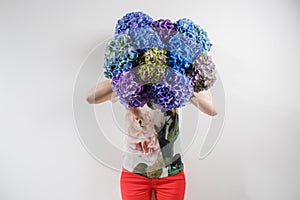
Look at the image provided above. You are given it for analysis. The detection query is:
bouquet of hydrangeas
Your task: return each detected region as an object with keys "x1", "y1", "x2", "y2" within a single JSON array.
[{"x1": 104, "y1": 11, "x2": 217, "y2": 111}]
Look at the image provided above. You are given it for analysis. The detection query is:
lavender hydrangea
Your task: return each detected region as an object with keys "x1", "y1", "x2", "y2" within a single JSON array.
[
  {"x1": 115, "y1": 11, "x2": 153, "y2": 37},
  {"x1": 104, "y1": 34, "x2": 138, "y2": 78},
  {"x1": 150, "y1": 19, "x2": 178, "y2": 43},
  {"x1": 149, "y1": 68, "x2": 194, "y2": 111},
  {"x1": 112, "y1": 70, "x2": 150, "y2": 108},
  {"x1": 185, "y1": 54, "x2": 217, "y2": 92}
]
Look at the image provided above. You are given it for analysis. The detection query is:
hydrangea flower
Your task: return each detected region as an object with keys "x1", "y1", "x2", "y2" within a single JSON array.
[
  {"x1": 166, "y1": 51, "x2": 191, "y2": 74},
  {"x1": 138, "y1": 48, "x2": 167, "y2": 65},
  {"x1": 115, "y1": 11, "x2": 153, "y2": 37},
  {"x1": 128, "y1": 27, "x2": 164, "y2": 50},
  {"x1": 104, "y1": 12, "x2": 217, "y2": 110},
  {"x1": 134, "y1": 63, "x2": 168, "y2": 84},
  {"x1": 167, "y1": 33, "x2": 203, "y2": 63},
  {"x1": 112, "y1": 70, "x2": 150, "y2": 108},
  {"x1": 134, "y1": 48, "x2": 168, "y2": 84},
  {"x1": 176, "y1": 18, "x2": 212, "y2": 55},
  {"x1": 151, "y1": 19, "x2": 178, "y2": 43},
  {"x1": 149, "y1": 68, "x2": 194, "y2": 111},
  {"x1": 104, "y1": 34, "x2": 138, "y2": 78},
  {"x1": 185, "y1": 54, "x2": 217, "y2": 92}
]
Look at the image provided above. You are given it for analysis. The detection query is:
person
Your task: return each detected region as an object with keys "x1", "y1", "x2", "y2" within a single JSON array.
[{"x1": 86, "y1": 79, "x2": 217, "y2": 200}]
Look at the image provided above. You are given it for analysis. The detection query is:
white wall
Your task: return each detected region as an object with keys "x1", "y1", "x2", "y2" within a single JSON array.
[{"x1": 0, "y1": 0, "x2": 299, "y2": 199}]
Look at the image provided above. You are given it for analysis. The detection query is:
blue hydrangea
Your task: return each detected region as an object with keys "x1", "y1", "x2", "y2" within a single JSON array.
[
  {"x1": 104, "y1": 34, "x2": 138, "y2": 78},
  {"x1": 166, "y1": 51, "x2": 191, "y2": 74},
  {"x1": 115, "y1": 11, "x2": 153, "y2": 38},
  {"x1": 176, "y1": 18, "x2": 212, "y2": 54},
  {"x1": 167, "y1": 33, "x2": 202, "y2": 63},
  {"x1": 128, "y1": 27, "x2": 164, "y2": 51},
  {"x1": 104, "y1": 56, "x2": 135, "y2": 78}
]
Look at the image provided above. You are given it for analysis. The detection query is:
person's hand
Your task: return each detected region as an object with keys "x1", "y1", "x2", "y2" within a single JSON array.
[
  {"x1": 189, "y1": 90, "x2": 217, "y2": 116},
  {"x1": 86, "y1": 79, "x2": 117, "y2": 104}
]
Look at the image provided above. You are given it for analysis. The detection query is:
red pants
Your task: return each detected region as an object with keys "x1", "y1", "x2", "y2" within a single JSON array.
[{"x1": 120, "y1": 167, "x2": 186, "y2": 200}]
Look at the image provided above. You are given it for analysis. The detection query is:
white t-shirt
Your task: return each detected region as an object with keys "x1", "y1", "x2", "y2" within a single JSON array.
[{"x1": 122, "y1": 103, "x2": 184, "y2": 178}]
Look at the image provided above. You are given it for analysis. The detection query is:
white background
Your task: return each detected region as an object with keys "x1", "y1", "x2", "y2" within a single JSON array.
[{"x1": 0, "y1": 0, "x2": 300, "y2": 199}]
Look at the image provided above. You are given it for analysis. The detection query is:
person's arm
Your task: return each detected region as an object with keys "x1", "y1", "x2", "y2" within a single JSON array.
[
  {"x1": 86, "y1": 79, "x2": 118, "y2": 104},
  {"x1": 189, "y1": 90, "x2": 218, "y2": 116}
]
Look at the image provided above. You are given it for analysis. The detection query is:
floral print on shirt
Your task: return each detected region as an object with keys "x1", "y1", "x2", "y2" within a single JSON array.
[{"x1": 123, "y1": 104, "x2": 184, "y2": 178}]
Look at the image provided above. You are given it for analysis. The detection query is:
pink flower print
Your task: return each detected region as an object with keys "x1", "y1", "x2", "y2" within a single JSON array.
[{"x1": 124, "y1": 106, "x2": 161, "y2": 157}]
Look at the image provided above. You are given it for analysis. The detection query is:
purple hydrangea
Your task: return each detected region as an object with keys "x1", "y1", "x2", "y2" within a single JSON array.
[
  {"x1": 112, "y1": 70, "x2": 150, "y2": 108},
  {"x1": 185, "y1": 54, "x2": 217, "y2": 92},
  {"x1": 150, "y1": 19, "x2": 178, "y2": 43},
  {"x1": 149, "y1": 68, "x2": 194, "y2": 111}
]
